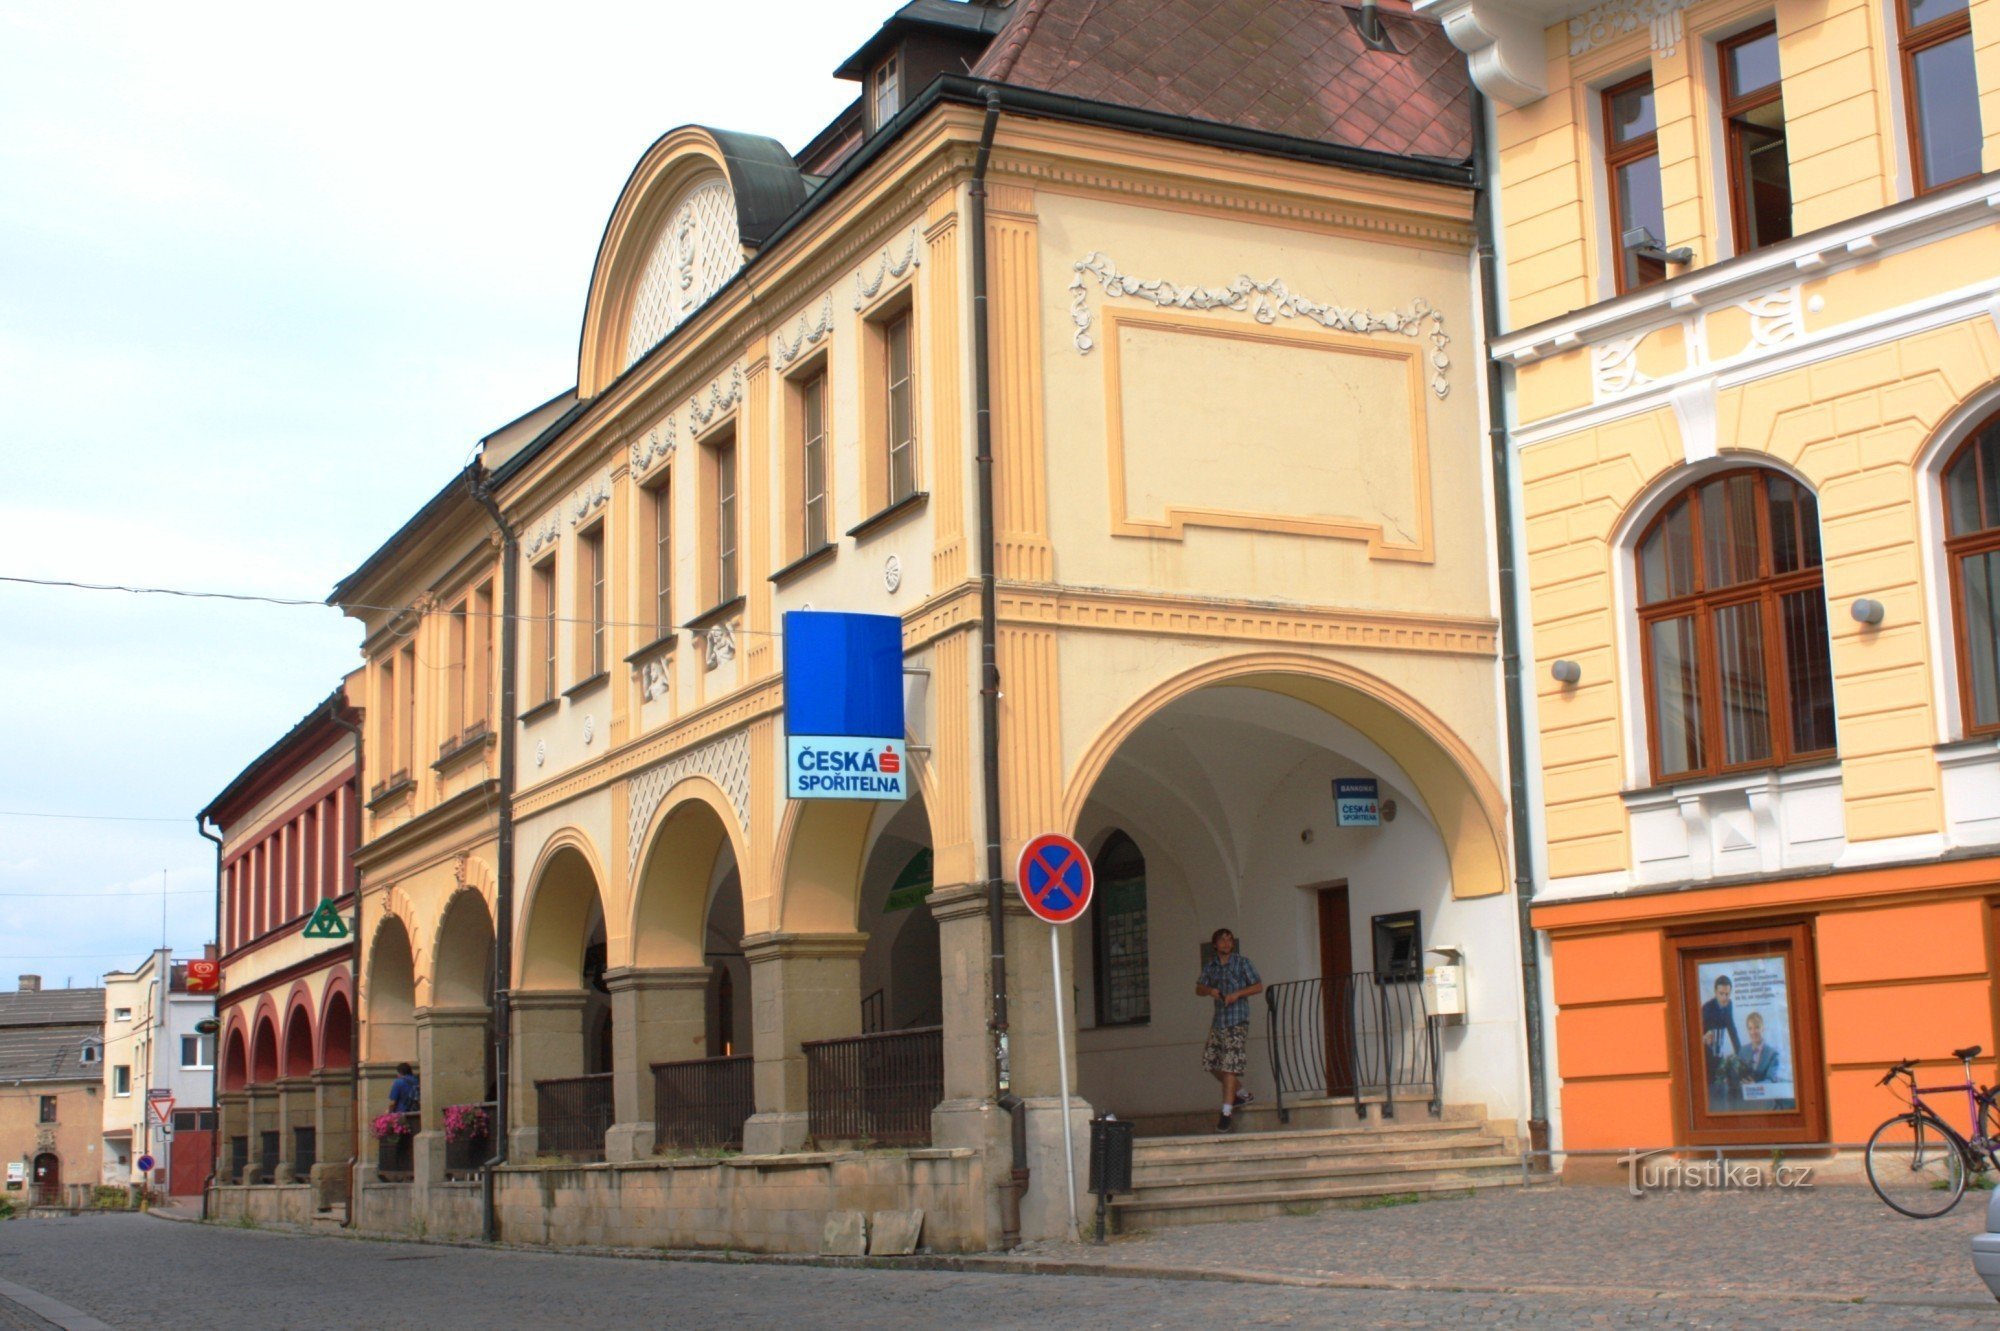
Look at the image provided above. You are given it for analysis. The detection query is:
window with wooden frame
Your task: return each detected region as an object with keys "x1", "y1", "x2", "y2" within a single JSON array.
[
  {"x1": 1945, "y1": 414, "x2": 2000, "y2": 735},
  {"x1": 1669, "y1": 920, "x2": 1824, "y2": 1145},
  {"x1": 645, "y1": 478, "x2": 673, "y2": 641},
  {"x1": 396, "y1": 642, "x2": 416, "y2": 779},
  {"x1": 700, "y1": 429, "x2": 740, "y2": 608},
  {"x1": 1091, "y1": 831, "x2": 1151, "y2": 1027},
  {"x1": 1899, "y1": 0, "x2": 1982, "y2": 193},
  {"x1": 530, "y1": 557, "x2": 557, "y2": 704},
  {"x1": 1635, "y1": 468, "x2": 1837, "y2": 783},
  {"x1": 576, "y1": 522, "x2": 607, "y2": 680},
  {"x1": 870, "y1": 54, "x2": 900, "y2": 131},
  {"x1": 468, "y1": 580, "x2": 493, "y2": 730},
  {"x1": 1603, "y1": 74, "x2": 1669, "y2": 293},
  {"x1": 1720, "y1": 24, "x2": 1793, "y2": 255},
  {"x1": 446, "y1": 601, "x2": 468, "y2": 742},
  {"x1": 789, "y1": 367, "x2": 831, "y2": 560}
]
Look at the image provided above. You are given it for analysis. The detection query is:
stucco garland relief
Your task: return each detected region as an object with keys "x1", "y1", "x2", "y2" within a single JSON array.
[
  {"x1": 772, "y1": 296, "x2": 835, "y2": 369},
  {"x1": 1591, "y1": 284, "x2": 1805, "y2": 402},
  {"x1": 625, "y1": 729, "x2": 752, "y2": 876},
  {"x1": 854, "y1": 226, "x2": 922, "y2": 309},
  {"x1": 1568, "y1": 0, "x2": 1698, "y2": 57},
  {"x1": 629, "y1": 414, "x2": 676, "y2": 475},
  {"x1": 523, "y1": 513, "x2": 562, "y2": 561},
  {"x1": 1068, "y1": 252, "x2": 1452, "y2": 399},
  {"x1": 568, "y1": 474, "x2": 611, "y2": 527},
  {"x1": 688, "y1": 363, "x2": 744, "y2": 429}
]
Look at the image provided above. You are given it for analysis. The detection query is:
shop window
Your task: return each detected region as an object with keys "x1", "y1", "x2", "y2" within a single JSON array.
[
  {"x1": 530, "y1": 557, "x2": 557, "y2": 704},
  {"x1": 1603, "y1": 74, "x2": 1668, "y2": 293},
  {"x1": 1634, "y1": 468, "x2": 1836, "y2": 783},
  {"x1": 1944, "y1": 414, "x2": 2000, "y2": 734},
  {"x1": 1900, "y1": 0, "x2": 1982, "y2": 193},
  {"x1": 1371, "y1": 911, "x2": 1423, "y2": 981},
  {"x1": 1721, "y1": 24, "x2": 1793, "y2": 254},
  {"x1": 1091, "y1": 832, "x2": 1151, "y2": 1026},
  {"x1": 1670, "y1": 921, "x2": 1824, "y2": 1144}
]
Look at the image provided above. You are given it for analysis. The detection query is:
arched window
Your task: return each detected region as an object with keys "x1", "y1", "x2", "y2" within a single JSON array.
[
  {"x1": 1635, "y1": 468, "x2": 1837, "y2": 782},
  {"x1": 1092, "y1": 832, "x2": 1150, "y2": 1027},
  {"x1": 1945, "y1": 415, "x2": 2000, "y2": 734}
]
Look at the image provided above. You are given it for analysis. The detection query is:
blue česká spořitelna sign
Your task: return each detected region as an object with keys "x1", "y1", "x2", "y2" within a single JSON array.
[{"x1": 783, "y1": 610, "x2": 908, "y2": 800}]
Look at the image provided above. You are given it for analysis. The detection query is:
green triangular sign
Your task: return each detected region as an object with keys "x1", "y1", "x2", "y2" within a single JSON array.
[{"x1": 302, "y1": 899, "x2": 350, "y2": 940}]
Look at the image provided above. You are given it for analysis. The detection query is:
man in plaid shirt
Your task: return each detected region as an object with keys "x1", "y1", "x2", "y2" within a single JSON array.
[{"x1": 1195, "y1": 928, "x2": 1265, "y2": 1132}]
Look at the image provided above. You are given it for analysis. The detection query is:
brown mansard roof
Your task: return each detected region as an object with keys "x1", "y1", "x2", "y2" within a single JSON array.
[{"x1": 970, "y1": 0, "x2": 1471, "y2": 163}]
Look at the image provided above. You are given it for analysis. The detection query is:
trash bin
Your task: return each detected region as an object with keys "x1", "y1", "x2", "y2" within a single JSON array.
[{"x1": 1088, "y1": 1116, "x2": 1135, "y2": 1242}]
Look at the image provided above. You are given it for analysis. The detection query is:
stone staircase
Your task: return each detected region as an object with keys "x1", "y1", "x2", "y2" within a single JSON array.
[{"x1": 1106, "y1": 1098, "x2": 1523, "y2": 1231}]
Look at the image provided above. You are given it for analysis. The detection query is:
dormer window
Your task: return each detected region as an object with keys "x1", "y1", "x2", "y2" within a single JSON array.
[{"x1": 871, "y1": 55, "x2": 901, "y2": 130}]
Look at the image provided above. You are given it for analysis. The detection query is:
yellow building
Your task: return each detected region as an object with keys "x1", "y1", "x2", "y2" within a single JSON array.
[
  {"x1": 1424, "y1": 0, "x2": 2000, "y2": 1153},
  {"x1": 331, "y1": 0, "x2": 1539, "y2": 1252},
  {"x1": 1, "y1": 978, "x2": 102, "y2": 1210}
]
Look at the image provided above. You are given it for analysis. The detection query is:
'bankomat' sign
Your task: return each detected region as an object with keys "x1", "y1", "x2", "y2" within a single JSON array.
[{"x1": 783, "y1": 611, "x2": 907, "y2": 801}]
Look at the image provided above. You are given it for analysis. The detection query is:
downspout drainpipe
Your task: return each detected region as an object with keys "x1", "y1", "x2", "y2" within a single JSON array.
[
  {"x1": 469, "y1": 463, "x2": 518, "y2": 1244},
  {"x1": 326, "y1": 698, "x2": 364, "y2": 1224},
  {"x1": 196, "y1": 817, "x2": 224, "y2": 1221},
  {"x1": 969, "y1": 86, "x2": 1027, "y2": 1248},
  {"x1": 1473, "y1": 91, "x2": 1550, "y2": 1154}
]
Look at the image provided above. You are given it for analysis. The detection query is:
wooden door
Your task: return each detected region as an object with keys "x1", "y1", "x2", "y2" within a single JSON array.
[
  {"x1": 170, "y1": 1128, "x2": 213, "y2": 1196},
  {"x1": 32, "y1": 1152, "x2": 60, "y2": 1207},
  {"x1": 1317, "y1": 885, "x2": 1355, "y2": 1097}
]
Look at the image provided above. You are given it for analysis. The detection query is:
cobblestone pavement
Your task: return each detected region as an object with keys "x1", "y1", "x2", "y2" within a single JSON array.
[
  {"x1": 1020, "y1": 1180, "x2": 1998, "y2": 1309},
  {"x1": 0, "y1": 1209, "x2": 1992, "y2": 1330}
]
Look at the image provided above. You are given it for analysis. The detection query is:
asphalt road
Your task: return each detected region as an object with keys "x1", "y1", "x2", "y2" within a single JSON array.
[{"x1": 0, "y1": 1212, "x2": 1996, "y2": 1330}]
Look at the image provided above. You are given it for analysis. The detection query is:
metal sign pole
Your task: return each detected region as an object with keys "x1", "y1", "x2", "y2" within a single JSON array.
[{"x1": 1050, "y1": 922, "x2": 1078, "y2": 1240}]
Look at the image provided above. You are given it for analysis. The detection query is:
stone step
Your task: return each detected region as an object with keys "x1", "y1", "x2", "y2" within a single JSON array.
[
  {"x1": 1131, "y1": 1118, "x2": 1486, "y2": 1162},
  {"x1": 1109, "y1": 1171, "x2": 1523, "y2": 1230},
  {"x1": 1126, "y1": 1097, "x2": 1489, "y2": 1139},
  {"x1": 1125, "y1": 1154, "x2": 1521, "y2": 1205},
  {"x1": 1132, "y1": 1136, "x2": 1514, "y2": 1183}
]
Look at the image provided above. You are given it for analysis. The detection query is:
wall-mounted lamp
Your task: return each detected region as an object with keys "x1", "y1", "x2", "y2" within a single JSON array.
[
  {"x1": 1550, "y1": 659, "x2": 1582, "y2": 685},
  {"x1": 1850, "y1": 598, "x2": 1886, "y2": 626}
]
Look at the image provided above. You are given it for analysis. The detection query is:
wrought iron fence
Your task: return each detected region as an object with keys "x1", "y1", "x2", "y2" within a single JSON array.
[
  {"x1": 861, "y1": 988, "x2": 886, "y2": 1034},
  {"x1": 1265, "y1": 972, "x2": 1440, "y2": 1124},
  {"x1": 376, "y1": 1113, "x2": 417, "y2": 1179},
  {"x1": 444, "y1": 1102, "x2": 497, "y2": 1178},
  {"x1": 535, "y1": 1073, "x2": 614, "y2": 1161},
  {"x1": 653, "y1": 1056, "x2": 753, "y2": 1152},
  {"x1": 803, "y1": 1025, "x2": 943, "y2": 1147},
  {"x1": 292, "y1": 1126, "x2": 317, "y2": 1179},
  {"x1": 258, "y1": 1130, "x2": 280, "y2": 1184}
]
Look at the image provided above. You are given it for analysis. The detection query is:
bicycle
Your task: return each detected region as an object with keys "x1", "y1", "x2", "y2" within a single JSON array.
[{"x1": 1865, "y1": 1044, "x2": 2000, "y2": 1218}]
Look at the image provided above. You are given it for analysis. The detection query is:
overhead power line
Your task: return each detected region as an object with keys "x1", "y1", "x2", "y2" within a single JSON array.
[{"x1": 0, "y1": 810, "x2": 189, "y2": 823}]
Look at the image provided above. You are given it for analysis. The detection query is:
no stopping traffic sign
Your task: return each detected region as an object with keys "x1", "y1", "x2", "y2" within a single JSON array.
[{"x1": 1016, "y1": 833, "x2": 1093, "y2": 925}]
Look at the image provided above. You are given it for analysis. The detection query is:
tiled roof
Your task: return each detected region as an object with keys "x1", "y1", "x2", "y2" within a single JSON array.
[
  {"x1": 0, "y1": 1023, "x2": 101, "y2": 1084},
  {"x1": 0, "y1": 987, "x2": 104, "y2": 1029},
  {"x1": 971, "y1": 0, "x2": 1472, "y2": 163}
]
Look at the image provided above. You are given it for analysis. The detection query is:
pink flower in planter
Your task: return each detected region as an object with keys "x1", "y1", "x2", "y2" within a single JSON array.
[
  {"x1": 442, "y1": 1104, "x2": 490, "y2": 1144},
  {"x1": 372, "y1": 1111, "x2": 413, "y2": 1140}
]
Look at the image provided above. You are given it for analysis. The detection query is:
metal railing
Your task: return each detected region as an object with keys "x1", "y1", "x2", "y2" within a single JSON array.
[
  {"x1": 258, "y1": 1130, "x2": 281, "y2": 1184},
  {"x1": 1266, "y1": 972, "x2": 1440, "y2": 1124},
  {"x1": 292, "y1": 1126, "x2": 317, "y2": 1179},
  {"x1": 535, "y1": 1073, "x2": 614, "y2": 1161},
  {"x1": 861, "y1": 988, "x2": 886, "y2": 1034},
  {"x1": 444, "y1": 1102, "x2": 496, "y2": 1178},
  {"x1": 803, "y1": 1025, "x2": 943, "y2": 1148},
  {"x1": 376, "y1": 1114, "x2": 417, "y2": 1179},
  {"x1": 653, "y1": 1056, "x2": 753, "y2": 1152}
]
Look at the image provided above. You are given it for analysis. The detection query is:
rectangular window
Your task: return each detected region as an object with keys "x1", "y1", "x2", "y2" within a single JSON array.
[
  {"x1": 884, "y1": 312, "x2": 916, "y2": 505},
  {"x1": 1648, "y1": 615, "x2": 1705, "y2": 777},
  {"x1": 39, "y1": 1095, "x2": 56, "y2": 1124},
  {"x1": 801, "y1": 371, "x2": 829, "y2": 554},
  {"x1": 871, "y1": 56, "x2": 900, "y2": 129},
  {"x1": 113, "y1": 1065, "x2": 131, "y2": 1096},
  {"x1": 709, "y1": 433, "x2": 739, "y2": 605},
  {"x1": 181, "y1": 1033, "x2": 215, "y2": 1068},
  {"x1": 651, "y1": 481, "x2": 673, "y2": 638},
  {"x1": 446, "y1": 602, "x2": 468, "y2": 741},
  {"x1": 1604, "y1": 75, "x2": 1668, "y2": 293},
  {"x1": 1900, "y1": 0, "x2": 1982, "y2": 192},
  {"x1": 580, "y1": 524, "x2": 606, "y2": 677},
  {"x1": 469, "y1": 581, "x2": 493, "y2": 729},
  {"x1": 1722, "y1": 24, "x2": 1792, "y2": 254},
  {"x1": 397, "y1": 643, "x2": 416, "y2": 778},
  {"x1": 531, "y1": 558, "x2": 557, "y2": 703},
  {"x1": 1091, "y1": 835, "x2": 1151, "y2": 1027},
  {"x1": 114, "y1": 1006, "x2": 132, "y2": 1022}
]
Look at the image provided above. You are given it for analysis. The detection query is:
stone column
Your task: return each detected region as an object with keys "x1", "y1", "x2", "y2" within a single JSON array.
[
  {"x1": 1002, "y1": 893, "x2": 1092, "y2": 1243},
  {"x1": 354, "y1": 1060, "x2": 402, "y2": 1181},
  {"x1": 602, "y1": 966, "x2": 709, "y2": 1162},
  {"x1": 508, "y1": 990, "x2": 586, "y2": 1159},
  {"x1": 244, "y1": 1085, "x2": 277, "y2": 1183},
  {"x1": 741, "y1": 932, "x2": 867, "y2": 1154},
  {"x1": 415, "y1": 1005, "x2": 491, "y2": 1183},
  {"x1": 309, "y1": 1068, "x2": 354, "y2": 1209},
  {"x1": 274, "y1": 1075, "x2": 313, "y2": 1183},
  {"x1": 217, "y1": 1090, "x2": 249, "y2": 1186}
]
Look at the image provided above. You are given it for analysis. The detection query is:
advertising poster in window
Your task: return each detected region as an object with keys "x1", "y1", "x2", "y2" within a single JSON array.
[{"x1": 1694, "y1": 954, "x2": 1796, "y2": 1114}]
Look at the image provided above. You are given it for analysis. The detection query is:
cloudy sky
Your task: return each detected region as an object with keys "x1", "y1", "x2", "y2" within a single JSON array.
[{"x1": 0, "y1": 1, "x2": 884, "y2": 985}]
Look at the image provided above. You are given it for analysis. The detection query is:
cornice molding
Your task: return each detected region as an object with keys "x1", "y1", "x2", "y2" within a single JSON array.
[{"x1": 996, "y1": 585, "x2": 1499, "y2": 657}]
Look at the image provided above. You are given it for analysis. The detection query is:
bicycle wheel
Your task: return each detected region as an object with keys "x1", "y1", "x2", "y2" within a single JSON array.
[{"x1": 1866, "y1": 1112, "x2": 1967, "y2": 1218}]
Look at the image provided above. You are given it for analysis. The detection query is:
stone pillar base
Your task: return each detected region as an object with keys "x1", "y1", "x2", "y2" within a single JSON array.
[
  {"x1": 1019, "y1": 1093, "x2": 1094, "y2": 1244},
  {"x1": 238, "y1": 1162, "x2": 261, "y2": 1186},
  {"x1": 604, "y1": 1121, "x2": 656, "y2": 1163},
  {"x1": 508, "y1": 1125, "x2": 540, "y2": 1161},
  {"x1": 308, "y1": 1162, "x2": 346, "y2": 1212},
  {"x1": 743, "y1": 1110, "x2": 809, "y2": 1155},
  {"x1": 413, "y1": 1131, "x2": 447, "y2": 1185}
]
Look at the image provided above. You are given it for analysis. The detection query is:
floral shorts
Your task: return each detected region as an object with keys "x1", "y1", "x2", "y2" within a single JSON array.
[{"x1": 1201, "y1": 1023, "x2": 1248, "y2": 1075}]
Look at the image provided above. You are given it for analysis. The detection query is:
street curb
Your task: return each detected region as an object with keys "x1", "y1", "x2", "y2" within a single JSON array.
[{"x1": 189, "y1": 1214, "x2": 2000, "y2": 1311}]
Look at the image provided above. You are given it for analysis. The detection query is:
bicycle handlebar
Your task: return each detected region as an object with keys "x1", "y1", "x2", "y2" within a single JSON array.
[{"x1": 1879, "y1": 1059, "x2": 1916, "y2": 1086}]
